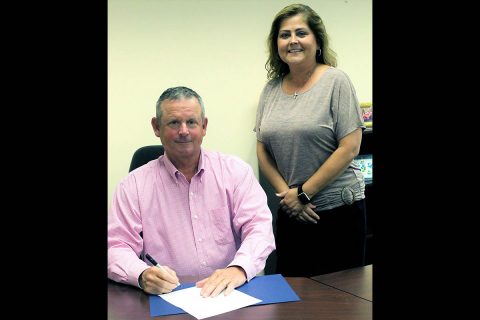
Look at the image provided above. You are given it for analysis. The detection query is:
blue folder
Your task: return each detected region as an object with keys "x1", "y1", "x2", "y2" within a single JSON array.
[{"x1": 149, "y1": 274, "x2": 300, "y2": 317}]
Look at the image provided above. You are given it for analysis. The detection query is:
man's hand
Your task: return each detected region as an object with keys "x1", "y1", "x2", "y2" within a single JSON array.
[
  {"x1": 140, "y1": 266, "x2": 179, "y2": 294},
  {"x1": 195, "y1": 266, "x2": 247, "y2": 297}
]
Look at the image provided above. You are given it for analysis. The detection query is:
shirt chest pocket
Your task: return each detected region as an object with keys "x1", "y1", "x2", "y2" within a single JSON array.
[{"x1": 208, "y1": 206, "x2": 234, "y2": 245}]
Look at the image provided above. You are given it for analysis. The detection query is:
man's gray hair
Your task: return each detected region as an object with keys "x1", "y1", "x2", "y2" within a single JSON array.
[{"x1": 156, "y1": 86, "x2": 205, "y2": 123}]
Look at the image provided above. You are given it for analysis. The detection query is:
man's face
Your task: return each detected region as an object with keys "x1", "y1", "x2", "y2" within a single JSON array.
[{"x1": 152, "y1": 97, "x2": 207, "y2": 163}]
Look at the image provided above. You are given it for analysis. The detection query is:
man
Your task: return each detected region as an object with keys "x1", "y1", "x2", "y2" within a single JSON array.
[{"x1": 108, "y1": 86, "x2": 275, "y2": 297}]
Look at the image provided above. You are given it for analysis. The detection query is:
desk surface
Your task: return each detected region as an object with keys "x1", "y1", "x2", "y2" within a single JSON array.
[
  {"x1": 310, "y1": 264, "x2": 372, "y2": 302},
  {"x1": 108, "y1": 277, "x2": 371, "y2": 320}
]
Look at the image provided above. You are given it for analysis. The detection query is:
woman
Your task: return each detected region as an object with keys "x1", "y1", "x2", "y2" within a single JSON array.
[{"x1": 254, "y1": 4, "x2": 367, "y2": 277}]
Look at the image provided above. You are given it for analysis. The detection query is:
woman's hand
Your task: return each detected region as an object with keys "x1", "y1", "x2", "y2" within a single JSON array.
[
  {"x1": 295, "y1": 203, "x2": 319, "y2": 224},
  {"x1": 276, "y1": 189, "x2": 302, "y2": 217},
  {"x1": 276, "y1": 189, "x2": 319, "y2": 223}
]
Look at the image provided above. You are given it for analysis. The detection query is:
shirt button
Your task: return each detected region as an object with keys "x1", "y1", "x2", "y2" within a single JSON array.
[
  {"x1": 202, "y1": 261, "x2": 207, "y2": 266},
  {"x1": 198, "y1": 238, "x2": 202, "y2": 242},
  {"x1": 194, "y1": 215, "x2": 198, "y2": 219}
]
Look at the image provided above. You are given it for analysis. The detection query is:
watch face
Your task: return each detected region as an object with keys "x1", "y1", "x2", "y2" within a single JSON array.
[{"x1": 298, "y1": 192, "x2": 310, "y2": 204}]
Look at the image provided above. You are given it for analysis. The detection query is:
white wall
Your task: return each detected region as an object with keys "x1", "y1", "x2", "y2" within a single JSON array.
[{"x1": 108, "y1": 0, "x2": 372, "y2": 205}]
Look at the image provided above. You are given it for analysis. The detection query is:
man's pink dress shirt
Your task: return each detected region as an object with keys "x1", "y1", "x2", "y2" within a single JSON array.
[{"x1": 108, "y1": 148, "x2": 275, "y2": 287}]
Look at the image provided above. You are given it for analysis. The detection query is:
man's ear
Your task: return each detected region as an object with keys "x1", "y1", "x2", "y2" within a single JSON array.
[
  {"x1": 151, "y1": 117, "x2": 161, "y2": 137},
  {"x1": 202, "y1": 117, "x2": 208, "y2": 135}
]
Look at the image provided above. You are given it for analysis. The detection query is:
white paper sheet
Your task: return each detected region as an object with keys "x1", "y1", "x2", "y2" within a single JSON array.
[{"x1": 159, "y1": 286, "x2": 262, "y2": 319}]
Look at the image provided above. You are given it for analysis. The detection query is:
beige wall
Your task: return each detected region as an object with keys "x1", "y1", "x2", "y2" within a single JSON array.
[{"x1": 108, "y1": 0, "x2": 372, "y2": 206}]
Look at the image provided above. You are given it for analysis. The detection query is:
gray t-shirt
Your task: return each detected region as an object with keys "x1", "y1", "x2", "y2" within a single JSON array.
[{"x1": 254, "y1": 67, "x2": 366, "y2": 211}]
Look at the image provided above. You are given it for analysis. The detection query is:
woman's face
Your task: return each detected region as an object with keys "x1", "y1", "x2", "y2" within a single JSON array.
[{"x1": 277, "y1": 14, "x2": 318, "y2": 67}]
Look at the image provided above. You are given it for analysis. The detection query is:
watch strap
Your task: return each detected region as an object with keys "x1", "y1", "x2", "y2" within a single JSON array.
[{"x1": 297, "y1": 184, "x2": 311, "y2": 204}]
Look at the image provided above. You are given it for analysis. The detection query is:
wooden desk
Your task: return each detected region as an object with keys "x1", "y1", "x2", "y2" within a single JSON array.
[
  {"x1": 310, "y1": 264, "x2": 372, "y2": 302},
  {"x1": 108, "y1": 277, "x2": 371, "y2": 320}
]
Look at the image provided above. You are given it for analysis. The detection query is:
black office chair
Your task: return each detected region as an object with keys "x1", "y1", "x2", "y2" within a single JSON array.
[
  {"x1": 129, "y1": 145, "x2": 165, "y2": 246},
  {"x1": 129, "y1": 145, "x2": 165, "y2": 172}
]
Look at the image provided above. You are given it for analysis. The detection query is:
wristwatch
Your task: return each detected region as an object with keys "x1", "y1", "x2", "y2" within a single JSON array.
[{"x1": 297, "y1": 184, "x2": 311, "y2": 205}]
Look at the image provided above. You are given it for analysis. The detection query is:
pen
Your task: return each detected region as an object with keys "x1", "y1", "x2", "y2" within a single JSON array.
[{"x1": 145, "y1": 253, "x2": 180, "y2": 285}]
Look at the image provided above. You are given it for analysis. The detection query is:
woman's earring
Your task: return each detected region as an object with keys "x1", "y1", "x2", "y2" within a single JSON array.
[{"x1": 316, "y1": 48, "x2": 322, "y2": 57}]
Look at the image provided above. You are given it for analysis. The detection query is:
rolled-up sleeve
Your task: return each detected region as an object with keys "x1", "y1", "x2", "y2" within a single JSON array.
[
  {"x1": 107, "y1": 176, "x2": 149, "y2": 287},
  {"x1": 228, "y1": 163, "x2": 276, "y2": 281}
]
